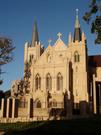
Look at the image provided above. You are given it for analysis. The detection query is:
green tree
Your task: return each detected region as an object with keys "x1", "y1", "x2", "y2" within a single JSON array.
[
  {"x1": 0, "y1": 37, "x2": 15, "y2": 85},
  {"x1": 23, "y1": 62, "x2": 31, "y2": 94},
  {"x1": 83, "y1": 0, "x2": 101, "y2": 44}
]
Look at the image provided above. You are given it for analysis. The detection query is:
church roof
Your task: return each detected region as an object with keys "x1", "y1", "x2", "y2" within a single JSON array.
[
  {"x1": 54, "y1": 39, "x2": 67, "y2": 51},
  {"x1": 88, "y1": 55, "x2": 101, "y2": 67}
]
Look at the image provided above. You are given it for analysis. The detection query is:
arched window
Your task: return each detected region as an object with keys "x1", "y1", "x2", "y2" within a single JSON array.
[
  {"x1": 57, "y1": 73, "x2": 63, "y2": 91},
  {"x1": 35, "y1": 74, "x2": 41, "y2": 90},
  {"x1": 74, "y1": 51, "x2": 80, "y2": 62},
  {"x1": 29, "y1": 54, "x2": 34, "y2": 63},
  {"x1": 46, "y1": 73, "x2": 52, "y2": 91},
  {"x1": 35, "y1": 99, "x2": 41, "y2": 108}
]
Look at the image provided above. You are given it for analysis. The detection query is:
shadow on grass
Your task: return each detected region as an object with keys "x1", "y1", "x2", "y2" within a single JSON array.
[{"x1": 2, "y1": 115, "x2": 101, "y2": 135}]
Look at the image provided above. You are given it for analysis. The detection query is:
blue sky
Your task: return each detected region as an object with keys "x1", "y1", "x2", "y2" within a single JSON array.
[{"x1": 0, "y1": 0, "x2": 101, "y2": 91}]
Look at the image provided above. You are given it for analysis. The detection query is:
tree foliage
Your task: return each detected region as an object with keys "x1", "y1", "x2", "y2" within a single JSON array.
[
  {"x1": 0, "y1": 37, "x2": 15, "y2": 85},
  {"x1": 83, "y1": 0, "x2": 101, "y2": 44},
  {"x1": 14, "y1": 62, "x2": 31, "y2": 98},
  {"x1": 23, "y1": 62, "x2": 31, "y2": 94}
]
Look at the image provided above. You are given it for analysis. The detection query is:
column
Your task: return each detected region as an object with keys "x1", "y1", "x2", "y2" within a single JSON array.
[
  {"x1": 15, "y1": 99, "x2": 19, "y2": 118},
  {"x1": 6, "y1": 98, "x2": 10, "y2": 118},
  {"x1": 42, "y1": 67, "x2": 45, "y2": 92},
  {"x1": 28, "y1": 98, "x2": 33, "y2": 118},
  {"x1": 66, "y1": 59, "x2": 69, "y2": 92},
  {"x1": 7, "y1": 98, "x2": 12, "y2": 118},
  {"x1": 98, "y1": 84, "x2": 101, "y2": 114},
  {"x1": 12, "y1": 98, "x2": 15, "y2": 118},
  {"x1": 43, "y1": 68, "x2": 47, "y2": 108},
  {"x1": 1, "y1": 99, "x2": 4, "y2": 118},
  {"x1": 93, "y1": 74, "x2": 96, "y2": 114},
  {"x1": 28, "y1": 98, "x2": 30, "y2": 119},
  {"x1": 89, "y1": 82, "x2": 93, "y2": 113},
  {"x1": 90, "y1": 82, "x2": 93, "y2": 97},
  {"x1": 53, "y1": 66, "x2": 56, "y2": 92}
]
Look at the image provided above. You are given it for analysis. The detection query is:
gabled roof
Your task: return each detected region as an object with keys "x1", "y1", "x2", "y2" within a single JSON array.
[{"x1": 53, "y1": 38, "x2": 67, "y2": 51}]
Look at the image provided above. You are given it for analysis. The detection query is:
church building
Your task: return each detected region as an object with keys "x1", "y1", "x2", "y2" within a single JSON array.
[{"x1": 0, "y1": 10, "x2": 101, "y2": 122}]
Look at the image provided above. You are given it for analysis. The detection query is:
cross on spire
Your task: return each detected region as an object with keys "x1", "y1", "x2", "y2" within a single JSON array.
[
  {"x1": 75, "y1": 8, "x2": 80, "y2": 28},
  {"x1": 57, "y1": 32, "x2": 62, "y2": 39},
  {"x1": 76, "y1": 8, "x2": 79, "y2": 17}
]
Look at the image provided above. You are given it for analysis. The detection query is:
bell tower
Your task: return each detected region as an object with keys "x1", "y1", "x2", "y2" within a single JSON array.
[
  {"x1": 24, "y1": 21, "x2": 44, "y2": 64},
  {"x1": 68, "y1": 9, "x2": 88, "y2": 115}
]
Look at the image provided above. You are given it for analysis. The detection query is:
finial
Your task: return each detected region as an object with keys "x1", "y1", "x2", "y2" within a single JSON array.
[
  {"x1": 68, "y1": 33, "x2": 72, "y2": 43},
  {"x1": 57, "y1": 32, "x2": 62, "y2": 39},
  {"x1": 74, "y1": 9, "x2": 81, "y2": 42},
  {"x1": 48, "y1": 39, "x2": 52, "y2": 45},
  {"x1": 75, "y1": 8, "x2": 80, "y2": 28},
  {"x1": 76, "y1": 8, "x2": 79, "y2": 17}
]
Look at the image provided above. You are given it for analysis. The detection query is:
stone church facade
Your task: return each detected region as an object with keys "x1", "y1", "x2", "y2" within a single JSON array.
[{"x1": 0, "y1": 10, "x2": 101, "y2": 122}]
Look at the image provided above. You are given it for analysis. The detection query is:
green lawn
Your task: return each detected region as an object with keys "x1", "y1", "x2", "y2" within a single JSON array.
[{"x1": 1, "y1": 116, "x2": 101, "y2": 135}]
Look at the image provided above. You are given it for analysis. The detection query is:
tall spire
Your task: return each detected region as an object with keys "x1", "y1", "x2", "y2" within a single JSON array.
[
  {"x1": 32, "y1": 21, "x2": 39, "y2": 47},
  {"x1": 74, "y1": 9, "x2": 82, "y2": 42}
]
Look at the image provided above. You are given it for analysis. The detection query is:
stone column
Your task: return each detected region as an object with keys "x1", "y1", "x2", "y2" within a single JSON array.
[
  {"x1": 64, "y1": 92, "x2": 72, "y2": 119},
  {"x1": 53, "y1": 66, "x2": 56, "y2": 92},
  {"x1": 89, "y1": 82, "x2": 93, "y2": 113},
  {"x1": 90, "y1": 82, "x2": 93, "y2": 97},
  {"x1": 42, "y1": 68, "x2": 45, "y2": 91},
  {"x1": 98, "y1": 84, "x2": 101, "y2": 114},
  {"x1": 28, "y1": 98, "x2": 30, "y2": 119},
  {"x1": 28, "y1": 98, "x2": 33, "y2": 119},
  {"x1": 93, "y1": 74, "x2": 96, "y2": 114},
  {"x1": 43, "y1": 71, "x2": 47, "y2": 108},
  {"x1": 12, "y1": 98, "x2": 15, "y2": 118},
  {"x1": 66, "y1": 59, "x2": 69, "y2": 92},
  {"x1": 6, "y1": 98, "x2": 10, "y2": 118},
  {"x1": 1, "y1": 99, "x2": 4, "y2": 118},
  {"x1": 15, "y1": 99, "x2": 19, "y2": 118}
]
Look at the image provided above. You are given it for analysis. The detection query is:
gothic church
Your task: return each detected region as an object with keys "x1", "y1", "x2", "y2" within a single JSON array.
[{"x1": 0, "y1": 10, "x2": 101, "y2": 122}]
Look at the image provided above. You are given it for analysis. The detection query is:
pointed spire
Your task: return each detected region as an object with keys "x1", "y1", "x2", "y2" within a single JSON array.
[
  {"x1": 75, "y1": 9, "x2": 80, "y2": 28},
  {"x1": 74, "y1": 9, "x2": 82, "y2": 42},
  {"x1": 32, "y1": 21, "x2": 39, "y2": 47}
]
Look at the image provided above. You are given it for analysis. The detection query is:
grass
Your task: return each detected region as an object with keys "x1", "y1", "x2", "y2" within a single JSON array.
[
  {"x1": 0, "y1": 121, "x2": 45, "y2": 132},
  {"x1": 0, "y1": 115, "x2": 101, "y2": 135}
]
